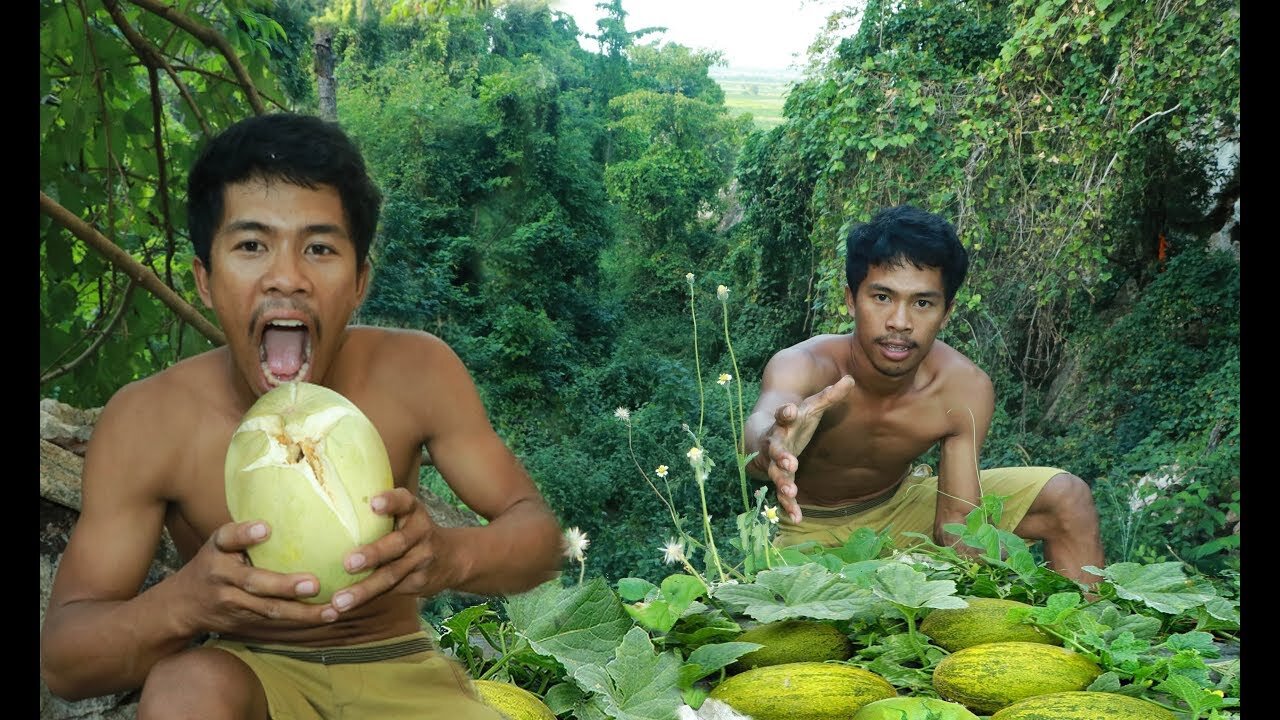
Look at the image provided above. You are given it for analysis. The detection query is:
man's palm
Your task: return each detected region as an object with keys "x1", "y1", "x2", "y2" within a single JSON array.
[{"x1": 766, "y1": 375, "x2": 856, "y2": 521}]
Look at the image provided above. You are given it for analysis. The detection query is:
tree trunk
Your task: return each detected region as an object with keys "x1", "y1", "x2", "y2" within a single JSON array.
[{"x1": 314, "y1": 26, "x2": 337, "y2": 122}]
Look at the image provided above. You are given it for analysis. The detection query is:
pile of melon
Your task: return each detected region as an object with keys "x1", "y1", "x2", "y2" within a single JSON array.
[{"x1": 703, "y1": 601, "x2": 1177, "y2": 720}]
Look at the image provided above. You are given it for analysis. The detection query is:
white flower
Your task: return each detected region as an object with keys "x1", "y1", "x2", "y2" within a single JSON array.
[
  {"x1": 717, "y1": 285, "x2": 729, "y2": 300},
  {"x1": 685, "y1": 272, "x2": 695, "y2": 283},
  {"x1": 563, "y1": 527, "x2": 590, "y2": 563},
  {"x1": 717, "y1": 373, "x2": 732, "y2": 386},
  {"x1": 761, "y1": 506, "x2": 780, "y2": 524},
  {"x1": 661, "y1": 539, "x2": 685, "y2": 564},
  {"x1": 655, "y1": 464, "x2": 669, "y2": 478},
  {"x1": 687, "y1": 446, "x2": 704, "y2": 463},
  {"x1": 614, "y1": 407, "x2": 631, "y2": 422}
]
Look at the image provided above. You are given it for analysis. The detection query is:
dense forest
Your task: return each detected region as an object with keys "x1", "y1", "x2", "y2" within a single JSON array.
[{"x1": 40, "y1": 0, "x2": 1238, "y2": 593}]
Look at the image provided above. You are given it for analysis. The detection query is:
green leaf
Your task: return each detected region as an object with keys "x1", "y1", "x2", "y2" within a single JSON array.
[
  {"x1": 871, "y1": 562, "x2": 965, "y2": 611},
  {"x1": 1165, "y1": 631, "x2": 1219, "y2": 657},
  {"x1": 710, "y1": 565, "x2": 883, "y2": 623},
  {"x1": 506, "y1": 578, "x2": 635, "y2": 681},
  {"x1": 573, "y1": 627, "x2": 684, "y2": 720},
  {"x1": 677, "y1": 641, "x2": 762, "y2": 688},
  {"x1": 618, "y1": 577, "x2": 658, "y2": 602},
  {"x1": 1100, "y1": 562, "x2": 1219, "y2": 615}
]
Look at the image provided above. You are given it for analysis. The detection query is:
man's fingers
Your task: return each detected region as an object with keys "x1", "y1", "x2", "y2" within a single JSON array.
[
  {"x1": 212, "y1": 520, "x2": 271, "y2": 553},
  {"x1": 773, "y1": 402, "x2": 798, "y2": 425},
  {"x1": 805, "y1": 375, "x2": 856, "y2": 413},
  {"x1": 237, "y1": 565, "x2": 323, "y2": 601}
]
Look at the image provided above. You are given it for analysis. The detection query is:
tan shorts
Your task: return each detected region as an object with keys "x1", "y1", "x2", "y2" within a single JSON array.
[
  {"x1": 774, "y1": 465, "x2": 1064, "y2": 550},
  {"x1": 205, "y1": 630, "x2": 504, "y2": 720}
]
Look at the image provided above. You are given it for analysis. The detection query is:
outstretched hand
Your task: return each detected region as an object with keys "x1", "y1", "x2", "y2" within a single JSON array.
[{"x1": 756, "y1": 375, "x2": 856, "y2": 523}]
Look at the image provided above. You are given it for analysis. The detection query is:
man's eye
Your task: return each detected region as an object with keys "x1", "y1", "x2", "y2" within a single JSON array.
[
  {"x1": 308, "y1": 244, "x2": 335, "y2": 255},
  {"x1": 916, "y1": 300, "x2": 933, "y2": 308},
  {"x1": 236, "y1": 240, "x2": 262, "y2": 252}
]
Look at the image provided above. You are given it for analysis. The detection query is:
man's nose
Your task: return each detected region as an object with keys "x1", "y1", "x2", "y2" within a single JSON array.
[
  {"x1": 886, "y1": 303, "x2": 912, "y2": 332},
  {"x1": 262, "y1": 249, "x2": 312, "y2": 295}
]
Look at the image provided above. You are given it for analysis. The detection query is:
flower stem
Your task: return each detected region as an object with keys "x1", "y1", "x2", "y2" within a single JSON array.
[
  {"x1": 697, "y1": 478, "x2": 728, "y2": 583},
  {"x1": 688, "y1": 279, "x2": 705, "y2": 438}
]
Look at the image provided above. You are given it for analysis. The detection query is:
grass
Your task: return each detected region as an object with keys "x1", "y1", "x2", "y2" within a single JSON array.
[{"x1": 713, "y1": 67, "x2": 801, "y2": 132}]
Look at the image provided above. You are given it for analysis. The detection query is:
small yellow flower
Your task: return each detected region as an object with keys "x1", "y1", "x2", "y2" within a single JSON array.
[
  {"x1": 655, "y1": 464, "x2": 669, "y2": 478},
  {"x1": 761, "y1": 506, "x2": 780, "y2": 524},
  {"x1": 687, "y1": 446, "x2": 703, "y2": 463},
  {"x1": 717, "y1": 373, "x2": 732, "y2": 385},
  {"x1": 1210, "y1": 690, "x2": 1225, "y2": 698},
  {"x1": 613, "y1": 407, "x2": 631, "y2": 422},
  {"x1": 562, "y1": 527, "x2": 590, "y2": 563},
  {"x1": 660, "y1": 539, "x2": 685, "y2": 564},
  {"x1": 717, "y1": 285, "x2": 729, "y2": 300}
]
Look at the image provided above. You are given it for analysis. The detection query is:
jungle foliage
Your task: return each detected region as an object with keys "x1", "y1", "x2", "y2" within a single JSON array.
[{"x1": 39, "y1": 0, "x2": 1238, "y2": 589}]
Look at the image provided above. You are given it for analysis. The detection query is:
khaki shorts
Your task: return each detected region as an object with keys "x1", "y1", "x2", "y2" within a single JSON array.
[
  {"x1": 774, "y1": 465, "x2": 1064, "y2": 551},
  {"x1": 205, "y1": 630, "x2": 504, "y2": 720}
]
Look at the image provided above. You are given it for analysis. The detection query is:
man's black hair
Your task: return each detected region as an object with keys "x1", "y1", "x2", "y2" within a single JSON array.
[
  {"x1": 844, "y1": 204, "x2": 969, "y2": 307},
  {"x1": 186, "y1": 113, "x2": 383, "y2": 269}
]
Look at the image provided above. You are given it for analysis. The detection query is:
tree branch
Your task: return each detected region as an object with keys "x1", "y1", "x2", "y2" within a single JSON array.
[
  {"x1": 103, "y1": 0, "x2": 213, "y2": 137},
  {"x1": 125, "y1": 0, "x2": 266, "y2": 115},
  {"x1": 40, "y1": 192, "x2": 225, "y2": 346},
  {"x1": 40, "y1": 281, "x2": 138, "y2": 385}
]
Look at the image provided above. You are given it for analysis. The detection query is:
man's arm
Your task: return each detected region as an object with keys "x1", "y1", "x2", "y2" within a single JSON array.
[
  {"x1": 933, "y1": 366, "x2": 996, "y2": 549},
  {"x1": 743, "y1": 347, "x2": 855, "y2": 523},
  {"x1": 40, "y1": 382, "x2": 331, "y2": 700},
  {"x1": 357, "y1": 333, "x2": 563, "y2": 600}
]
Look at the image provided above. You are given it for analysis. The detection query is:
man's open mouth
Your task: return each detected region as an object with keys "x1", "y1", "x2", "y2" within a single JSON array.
[{"x1": 259, "y1": 319, "x2": 312, "y2": 386}]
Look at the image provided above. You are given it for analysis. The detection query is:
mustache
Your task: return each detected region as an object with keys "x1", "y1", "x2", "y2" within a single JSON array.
[
  {"x1": 874, "y1": 335, "x2": 916, "y2": 348},
  {"x1": 249, "y1": 301, "x2": 320, "y2": 339}
]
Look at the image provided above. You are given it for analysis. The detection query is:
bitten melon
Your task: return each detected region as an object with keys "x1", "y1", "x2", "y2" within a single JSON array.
[
  {"x1": 931, "y1": 641, "x2": 1103, "y2": 715},
  {"x1": 224, "y1": 381, "x2": 395, "y2": 604},
  {"x1": 919, "y1": 597, "x2": 1059, "y2": 652},
  {"x1": 990, "y1": 691, "x2": 1178, "y2": 720},
  {"x1": 708, "y1": 661, "x2": 897, "y2": 720},
  {"x1": 730, "y1": 620, "x2": 854, "y2": 672},
  {"x1": 473, "y1": 679, "x2": 558, "y2": 720},
  {"x1": 851, "y1": 696, "x2": 981, "y2": 720}
]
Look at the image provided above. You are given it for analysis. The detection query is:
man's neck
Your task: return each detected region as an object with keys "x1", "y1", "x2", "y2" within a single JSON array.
[{"x1": 845, "y1": 336, "x2": 924, "y2": 398}]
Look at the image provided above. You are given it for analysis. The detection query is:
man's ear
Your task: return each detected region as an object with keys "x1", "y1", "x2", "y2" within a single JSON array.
[
  {"x1": 941, "y1": 302, "x2": 955, "y2": 329},
  {"x1": 355, "y1": 260, "x2": 373, "y2": 306},
  {"x1": 844, "y1": 285, "x2": 855, "y2": 314},
  {"x1": 193, "y1": 256, "x2": 214, "y2": 309}
]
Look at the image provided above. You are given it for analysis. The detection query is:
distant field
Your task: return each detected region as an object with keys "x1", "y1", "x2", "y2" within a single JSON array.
[{"x1": 713, "y1": 68, "x2": 802, "y2": 132}]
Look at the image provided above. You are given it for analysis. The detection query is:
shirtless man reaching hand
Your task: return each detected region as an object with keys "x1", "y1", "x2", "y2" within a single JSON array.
[{"x1": 744, "y1": 204, "x2": 1104, "y2": 586}]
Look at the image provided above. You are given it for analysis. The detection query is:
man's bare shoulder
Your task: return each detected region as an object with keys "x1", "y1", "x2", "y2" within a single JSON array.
[
  {"x1": 85, "y1": 350, "x2": 232, "y2": 483},
  {"x1": 762, "y1": 334, "x2": 846, "y2": 394},
  {"x1": 343, "y1": 326, "x2": 459, "y2": 370},
  {"x1": 927, "y1": 340, "x2": 993, "y2": 400},
  {"x1": 770, "y1": 334, "x2": 847, "y2": 368}
]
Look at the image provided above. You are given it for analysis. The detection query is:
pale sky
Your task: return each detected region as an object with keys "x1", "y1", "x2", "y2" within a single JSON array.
[{"x1": 547, "y1": 0, "x2": 853, "y2": 73}]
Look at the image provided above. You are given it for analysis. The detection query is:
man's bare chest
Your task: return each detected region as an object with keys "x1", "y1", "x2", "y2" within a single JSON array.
[{"x1": 806, "y1": 395, "x2": 954, "y2": 467}]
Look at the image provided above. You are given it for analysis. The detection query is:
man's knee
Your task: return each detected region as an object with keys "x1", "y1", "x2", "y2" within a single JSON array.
[
  {"x1": 138, "y1": 647, "x2": 266, "y2": 720},
  {"x1": 1041, "y1": 472, "x2": 1100, "y2": 525}
]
